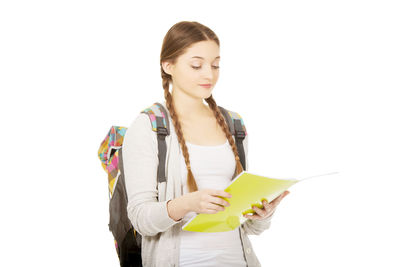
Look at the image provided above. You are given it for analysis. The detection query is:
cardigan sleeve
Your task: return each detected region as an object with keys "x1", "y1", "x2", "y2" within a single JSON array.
[
  {"x1": 240, "y1": 129, "x2": 276, "y2": 235},
  {"x1": 123, "y1": 113, "x2": 181, "y2": 237}
]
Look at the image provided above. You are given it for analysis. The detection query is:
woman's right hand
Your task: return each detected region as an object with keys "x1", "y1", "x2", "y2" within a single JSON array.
[{"x1": 183, "y1": 189, "x2": 232, "y2": 214}]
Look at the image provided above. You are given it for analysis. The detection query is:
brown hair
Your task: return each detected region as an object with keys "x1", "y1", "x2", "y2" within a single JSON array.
[{"x1": 160, "y1": 21, "x2": 244, "y2": 193}]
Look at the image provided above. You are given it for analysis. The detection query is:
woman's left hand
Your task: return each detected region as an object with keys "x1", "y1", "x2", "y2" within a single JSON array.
[{"x1": 244, "y1": 190, "x2": 290, "y2": 220}]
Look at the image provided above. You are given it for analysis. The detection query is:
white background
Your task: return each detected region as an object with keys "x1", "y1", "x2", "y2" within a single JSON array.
[{"x1": 1, "y1": 0, "x2": 399, "y2": 266}]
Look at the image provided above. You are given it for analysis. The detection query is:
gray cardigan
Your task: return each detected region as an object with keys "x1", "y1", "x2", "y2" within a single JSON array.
[{"x1": 122, "y1": 100, "x2": 274, "y2": 267}]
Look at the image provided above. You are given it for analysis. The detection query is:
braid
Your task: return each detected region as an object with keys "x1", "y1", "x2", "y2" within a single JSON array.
[
  {"x1": 205, "y1": 96, "x2": 244, "y2": 176},
  {"x1": 161, "y1": 75, "x2": 198, "y2": 192},
  {"x1": 160, "y1": 74, "x2": 244, "y2": 193}
]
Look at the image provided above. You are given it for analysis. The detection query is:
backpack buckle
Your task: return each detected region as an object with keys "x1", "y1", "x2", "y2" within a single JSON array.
[
  {"x1": 236, "y1": 130, "x2": 245, "y2": 139},
  {"x1": 157, "y1": 126, "x2": 168, "y2": 135}
]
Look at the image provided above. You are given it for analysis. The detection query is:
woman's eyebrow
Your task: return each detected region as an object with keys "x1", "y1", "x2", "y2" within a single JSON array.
[{"x1": 191, "y1": 56, "x2": 220, "y2": 59}]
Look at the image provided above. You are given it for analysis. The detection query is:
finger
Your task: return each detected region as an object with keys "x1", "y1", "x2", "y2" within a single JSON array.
[
  {"x1": 278, "y1": 192, "x2": 287, "y2": 200},
  {"x1": 205, "y1": 208, "x2": 221, "y2": 214},
  {"x1": 252, "y1": 205, "x2": 267, "y2": 217},
  {"x1": 244, "y1": 213, "x2": 262, "y2": 220},
  {"x1": 200, "y1": 200, "x2": 223, "y2": 213},
  {"x1": 269, "y1": 197, "x2": 280, "y2": 206},
  {"x1": 282, "y1": 190, "x2": 290, "y2": 198},
  {"x1": 208, "y1": 202, "x2": 225, "y2": 212},
  {"x1": 261, "y1": 200, "x2": 276, "y2": 213},
  {"x1": 276, "y1": 191, "x2": 289, "y2": 199},
  {"x1": 262, "y1": 199, "x2": 269, "y2": 208},
  {"x1": 270, "y1": 192, "x2": 287, "y2": 205},
  {"x1": 262, "y1": 200, "x2": 275, "y2": 213},
  {"x1": 213, "y1": 189, "x2": 232, "y2": 199},
  {"x1": 210, "y1": 196, "x2": 230, "y2": 207},
  {"x1": 262, "y1": 200, "x2": 272, "y2": 212},
  {"x1": 269, "y1": 199, "x2": 282, "y2": 210},
  {"x1": 257, "y1": 204, "x2": 275, "y2": 218}
]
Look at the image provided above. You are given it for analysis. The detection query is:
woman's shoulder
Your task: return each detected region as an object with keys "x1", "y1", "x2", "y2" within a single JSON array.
[{"x1": 128, "y1": 100, "x2": 166, "y2": 128}]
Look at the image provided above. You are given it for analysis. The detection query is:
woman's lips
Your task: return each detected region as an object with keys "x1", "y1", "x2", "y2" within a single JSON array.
[{"x1": 199, "y1": 84, "x2": 212, "y2": 88}]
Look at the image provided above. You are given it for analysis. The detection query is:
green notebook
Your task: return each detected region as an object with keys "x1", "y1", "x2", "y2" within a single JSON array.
[{"x1": 181, "y1": 170, "x2": 338, "y2": 233}]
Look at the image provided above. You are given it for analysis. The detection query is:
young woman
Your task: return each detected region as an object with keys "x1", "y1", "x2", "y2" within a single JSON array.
[{"x1": 123, "y1": 21, "x2": 290, "y2": 267}]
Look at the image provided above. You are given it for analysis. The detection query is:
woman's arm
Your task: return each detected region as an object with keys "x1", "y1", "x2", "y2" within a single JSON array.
[{"x1": 123, "y1": 113, "x2": 182, "y2": 237}]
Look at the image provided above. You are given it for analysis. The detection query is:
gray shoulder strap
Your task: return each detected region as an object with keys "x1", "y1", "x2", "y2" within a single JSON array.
[
  {"x1": 218, "y1": 106, "x2": 247, "y2": 171},
  {"x1": 140, "y1": 102, "x2": 171, "y2": 184}
]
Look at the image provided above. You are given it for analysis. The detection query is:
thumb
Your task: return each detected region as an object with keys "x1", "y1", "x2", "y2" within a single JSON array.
[{"x1": 281, "y1": 191, "x2": 290, "y2": 198}]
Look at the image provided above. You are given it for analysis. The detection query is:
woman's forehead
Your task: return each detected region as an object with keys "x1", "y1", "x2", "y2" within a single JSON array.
[{"x1": 182, "y1": 41, "x2": 220, "y2": 61}]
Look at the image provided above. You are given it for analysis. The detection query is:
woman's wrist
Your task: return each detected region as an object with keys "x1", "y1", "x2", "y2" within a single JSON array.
[{"x1": 167, "y1": 196, "x2": 190, "y2": 221}]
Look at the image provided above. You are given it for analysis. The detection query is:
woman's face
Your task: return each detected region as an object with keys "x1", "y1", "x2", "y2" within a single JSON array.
[{"x1": 163, "y1": 40, "x2": 220, "y2": 100}]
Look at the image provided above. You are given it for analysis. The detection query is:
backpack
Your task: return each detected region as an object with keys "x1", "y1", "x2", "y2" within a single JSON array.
[{"x1": 97, "y1": 102, "x2": 247, "y2": 267}]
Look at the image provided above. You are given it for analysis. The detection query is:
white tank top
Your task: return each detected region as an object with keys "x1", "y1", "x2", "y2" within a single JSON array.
[{"x1": 179, "y1": 139, "x2": 247, "y2": 267}]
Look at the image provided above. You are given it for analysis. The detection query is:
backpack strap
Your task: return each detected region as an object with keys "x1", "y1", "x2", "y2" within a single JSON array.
[
  {"x1": 218, "y1": 106, "x2": 247, "y2": 171},
  {"x1": 140, "y1": 102, "x2": 170, "y2": 184}
]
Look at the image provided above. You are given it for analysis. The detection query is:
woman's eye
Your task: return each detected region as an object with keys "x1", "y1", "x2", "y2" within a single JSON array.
[{"x1": 191, "y1": 66, "x2": 220, "y2": 70}]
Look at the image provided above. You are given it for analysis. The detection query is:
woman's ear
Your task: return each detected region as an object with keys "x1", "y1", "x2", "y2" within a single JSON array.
[{"x1": 162, "y1": 61, "x2": 172, "y2": 76}]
